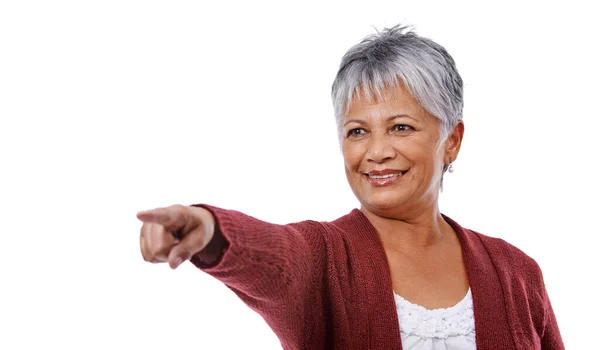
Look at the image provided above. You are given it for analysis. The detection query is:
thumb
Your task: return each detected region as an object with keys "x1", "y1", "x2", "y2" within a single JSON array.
[{"x1": 167, "y1": 227, "x2": 209, "y2": 269}]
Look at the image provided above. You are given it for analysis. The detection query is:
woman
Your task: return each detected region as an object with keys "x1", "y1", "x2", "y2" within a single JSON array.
[{"x1": 137, "y1": 25, "x2": 564, "y2": 349}]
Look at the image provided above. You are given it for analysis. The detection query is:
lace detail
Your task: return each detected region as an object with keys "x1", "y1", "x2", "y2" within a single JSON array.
[{"x1": 394, "y1": 289, "x2": 475, "y2": 339}]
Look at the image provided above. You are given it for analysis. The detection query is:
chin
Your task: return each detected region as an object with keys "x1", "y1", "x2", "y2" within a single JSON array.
[{"x1": 361, "y1": 191, "x2": 409, "y2": 211}]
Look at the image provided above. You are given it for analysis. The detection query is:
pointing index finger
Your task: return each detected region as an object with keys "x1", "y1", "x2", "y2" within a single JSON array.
[{"x1": 136, "y1": 206, "x2": 186, "y2": 231}]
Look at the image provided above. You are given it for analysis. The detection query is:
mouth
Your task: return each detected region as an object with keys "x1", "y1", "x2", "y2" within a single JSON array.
[{"x1": 363, "y1": 170, "x2": 408, "y2": 187}]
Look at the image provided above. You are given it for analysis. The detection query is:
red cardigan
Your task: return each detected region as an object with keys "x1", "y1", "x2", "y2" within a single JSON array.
[{"x1": 190, "y1": 205, "x2": 564, "y2": 350}]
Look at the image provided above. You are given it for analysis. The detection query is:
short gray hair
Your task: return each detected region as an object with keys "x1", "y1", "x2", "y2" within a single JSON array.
[{"x1": 331, "y1": 24, "x2": 464, "y2": 141}]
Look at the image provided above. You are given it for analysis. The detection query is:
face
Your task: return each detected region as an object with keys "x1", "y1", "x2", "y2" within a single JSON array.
[{"x1": 342, "y1": 84, "x2": 464, "y2": 218}]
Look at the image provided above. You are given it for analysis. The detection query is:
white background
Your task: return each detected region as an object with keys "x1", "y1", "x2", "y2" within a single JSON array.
[{"x1": 1, "y1": 0, "x2": 598, "y2": 349}]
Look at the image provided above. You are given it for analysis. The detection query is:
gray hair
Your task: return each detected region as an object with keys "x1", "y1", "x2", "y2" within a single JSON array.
[{"x1": 331, "y1": 24, "x2": 464, "y2": 141}]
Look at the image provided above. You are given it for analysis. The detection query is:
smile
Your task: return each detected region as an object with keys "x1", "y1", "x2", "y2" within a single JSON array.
[
  {"x1": 364, "y1": 170, "x2": 408, "y2": 187},
  {"x1": 368, "y1": 173, "x2": 403, "y2": 179}
]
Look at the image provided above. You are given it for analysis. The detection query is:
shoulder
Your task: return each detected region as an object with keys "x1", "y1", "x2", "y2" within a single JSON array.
[
  {"x1": 467, "y1": 228, "x2": 544, "y2": 284},
  {"x1": 463, "y1": 227, "x2": 553, "y2": 340}
]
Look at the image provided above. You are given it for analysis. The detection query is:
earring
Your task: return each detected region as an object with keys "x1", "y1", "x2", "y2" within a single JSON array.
[{"x1": 446, "y1": 157, "x2": 454, "y2": 173}]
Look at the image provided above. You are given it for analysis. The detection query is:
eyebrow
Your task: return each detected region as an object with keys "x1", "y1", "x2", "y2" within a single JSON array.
[{"x1": 343, "y1": 114, "x2": 416, "y2": 127}]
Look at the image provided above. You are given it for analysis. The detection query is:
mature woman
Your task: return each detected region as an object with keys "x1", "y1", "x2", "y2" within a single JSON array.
[{"x1": 137, "y1": 25, "x2": 564, "y2": 349}]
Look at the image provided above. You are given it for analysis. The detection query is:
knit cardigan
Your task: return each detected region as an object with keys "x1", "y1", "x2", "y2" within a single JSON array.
[{"x1": 190, "y1": 205, "x2": 564, "y2": 350}]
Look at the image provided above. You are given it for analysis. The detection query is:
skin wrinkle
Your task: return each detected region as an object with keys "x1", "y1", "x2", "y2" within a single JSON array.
[
  {"x1": 331, "y1": 26, "x2": 463, "y2": 145},
  {"x1": 342, "y1": 83, "x2": 464, "y2": 252},
  {"x1": 339, "y1": 83, "x2": 470, "y2": 311}
]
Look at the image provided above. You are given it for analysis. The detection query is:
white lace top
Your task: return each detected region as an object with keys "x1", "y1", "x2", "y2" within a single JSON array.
[{"x1": 394, "y1": 289, "x2": 476, "y2": 349}]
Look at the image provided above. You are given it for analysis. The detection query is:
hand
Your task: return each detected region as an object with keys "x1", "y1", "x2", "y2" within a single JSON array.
[{"x1": 137, "y1": 204, "x2": 216, "y2": 269}]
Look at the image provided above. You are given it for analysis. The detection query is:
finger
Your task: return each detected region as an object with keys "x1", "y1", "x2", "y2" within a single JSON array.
[
  {"x1": 167, "y1": 228, "x2": 207, "y2": 269},
  {"x1": 148, "y1": 223, "x2": 169, "y2": 262},
  {"x1": 137, "y1": 205, "x2": 188, "y2": 232},
  {"x1": 140, "y1": 230, "x2": 151, "y2": 262},
  {"x1": 140, "y1": 223, "x2": 153, "y2": 262},
  {"x1": 149, "y1": 223, "x2": 182, "y2": 263}
]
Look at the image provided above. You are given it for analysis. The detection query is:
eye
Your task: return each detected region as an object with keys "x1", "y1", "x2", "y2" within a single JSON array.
[
  {"x1": 346, "y1": 128, "x2": 367, "y2": 138},
  {"x1": 392, "y1": 124, "x2": 414, "y2": 132}
]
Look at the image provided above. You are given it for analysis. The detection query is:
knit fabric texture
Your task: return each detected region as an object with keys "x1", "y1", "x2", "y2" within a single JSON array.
[{"x1": 190, "y1": 205, "x2": 564, "y2": 350}]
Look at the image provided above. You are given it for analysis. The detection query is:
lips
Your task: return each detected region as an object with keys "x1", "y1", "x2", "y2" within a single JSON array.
[
  {"x1": 367, "y1": 172, "x2": 404, "y2": 179},
  {"x1": 364, "y1": 169, "x2": 408, "y2": 187},
  {"x1": 365, "y1": 169, "x2": 408, "y2": 177}
]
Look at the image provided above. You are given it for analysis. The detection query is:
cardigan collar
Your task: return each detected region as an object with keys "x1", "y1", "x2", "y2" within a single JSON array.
[{"x1": 333, "y1": 209, "x2": 515, "y2": 350}]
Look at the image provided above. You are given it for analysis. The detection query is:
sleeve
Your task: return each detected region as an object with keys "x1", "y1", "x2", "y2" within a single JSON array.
[
  {"x1": 187, "y1": 204, "x2": 328, "y2": 347},
  {"x1": 540, "y1": 282, "x2": 565, "y2": 349}
]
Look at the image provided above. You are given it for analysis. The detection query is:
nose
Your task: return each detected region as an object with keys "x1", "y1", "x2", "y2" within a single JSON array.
[{"x1": 367, "y1": 133, "x2": 396, "y2": 163}]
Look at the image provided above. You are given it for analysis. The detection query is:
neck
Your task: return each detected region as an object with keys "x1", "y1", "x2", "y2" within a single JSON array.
[{"x1": 360, "y1": 203, "x2": 451, "y2": 250}]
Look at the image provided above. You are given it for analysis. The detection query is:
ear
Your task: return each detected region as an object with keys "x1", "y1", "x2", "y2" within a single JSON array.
[{"x1": 444, "y1": 121, "x2": 464, "y2": 163}]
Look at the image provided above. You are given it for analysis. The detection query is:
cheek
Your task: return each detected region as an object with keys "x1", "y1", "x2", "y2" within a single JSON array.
[
  {"x1": 342, "y1": 145, "x2": 363, "y2": 170},
  {"x1": 411, "y1": 146, "x2": 444, "y2": 179},
  {"x1": 401, "y1": 141, "x2": 439, "y2": 172}
]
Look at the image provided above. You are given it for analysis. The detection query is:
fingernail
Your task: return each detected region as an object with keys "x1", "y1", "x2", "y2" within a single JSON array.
[{"x1": 172, "y1": 257, "x2": 183, "y2": 269}]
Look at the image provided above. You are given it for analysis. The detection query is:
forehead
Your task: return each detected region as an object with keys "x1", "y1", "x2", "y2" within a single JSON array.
[{"x1": 345, "y1": 84, "x2": 430, "y2": 122}]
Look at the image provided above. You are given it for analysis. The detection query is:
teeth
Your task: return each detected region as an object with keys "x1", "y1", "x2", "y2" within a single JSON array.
[{"x1": 369, "y1": 173, "x2": 401, "y2": 179}]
